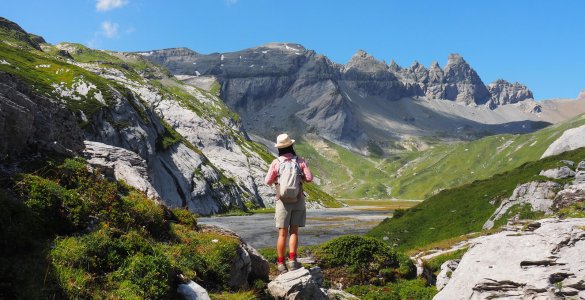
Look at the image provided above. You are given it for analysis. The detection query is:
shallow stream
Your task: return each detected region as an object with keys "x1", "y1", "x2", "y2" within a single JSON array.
[{"x1": 198, "y1": 206, "x2": 392, "y2": 249}]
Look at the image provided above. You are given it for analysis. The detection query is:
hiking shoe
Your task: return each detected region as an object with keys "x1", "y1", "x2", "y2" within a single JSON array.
[
  {"x1": 276, "y1": 263, "x2": 288, "y2": 274},
  {"x1": 287, "y1": 259, "x2": 301, "y2": 271}
]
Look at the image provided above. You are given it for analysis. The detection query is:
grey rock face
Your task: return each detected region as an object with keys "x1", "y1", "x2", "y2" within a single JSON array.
[
  {"x1": 229, "y1": 246, "x2": 252, "y2": 289},
  {"x1": 436, "y1": 259, "x2": 459, "y2": 291},
  {"x1": 177, "y1": 280, "x2": 211, "y2": 300},
  {"x1": 487, "y1": 79, "x2": 534, "y2": 109},
  {"x1": 541, "y1": 124, "x2": 585, "y2": 158},
  {"x1": 441, "y1": 54, "x2": 491, "y2": 105},
  {"x1": 242, "y1": 242, "x2": 270, "y2": 282},
  {"x1": 575, "y1": 171, "x2": 585, "y2": 185},
  {"x1": 552, "y1": 184, "x2": 585, "y2": 211},
  {"x1": 267, "y1": 268, "x2": 327, "y2": 300},
  {"x1": 436, "y1": 218, "x2": 585, "y2": 300},
  {"x1": 577, "y1": 161, "x2": 585, "y2": 171},
  {"x1": 82, "y1": 141, "x2": 160, "y2": 200},
  {"x1": 483, "y1": 181, "x2": 561, "y2": 230},
  {"x1": 0, "y1": 72, "x2": 84, "y2": 159},
  {"x1": 539, "y1": 166, "x2": 576, "y2": 179},
  {"x1": 82, "y1": 86, "x2": 242, "y2": 215},
  {"x1": 143, "y1": 46, "x2": 533, "y2": 147}
]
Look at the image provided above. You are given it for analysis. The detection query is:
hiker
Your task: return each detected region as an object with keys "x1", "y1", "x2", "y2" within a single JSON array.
[{"x1": 265, "y1": 133, "x2": 313, "y2": 273}]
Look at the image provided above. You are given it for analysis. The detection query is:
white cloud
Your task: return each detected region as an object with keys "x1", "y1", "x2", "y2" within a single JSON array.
[
  {"x1": 100, "y1": 21, "x2": 119, "y2": 38},
  {"x1": 226, "y1": 0, "x2": 238, "y2": 6},
  {"x1": 96, "y1": 0, "x2": 128, "y2": 12}
]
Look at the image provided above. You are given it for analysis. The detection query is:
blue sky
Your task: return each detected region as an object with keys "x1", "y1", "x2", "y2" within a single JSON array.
[{"x1": 1, "y1": 0, "x2": 584, "y2": 100}]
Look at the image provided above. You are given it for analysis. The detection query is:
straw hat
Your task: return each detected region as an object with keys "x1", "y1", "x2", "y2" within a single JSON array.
[{"x1": 274, "y1": 133, "x2": 295, "y2": 149}]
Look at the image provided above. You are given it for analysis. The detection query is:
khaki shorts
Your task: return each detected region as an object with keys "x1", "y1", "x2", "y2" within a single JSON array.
[{"x1": 275, "y1": 197, "x2": 306, "y2": 228}]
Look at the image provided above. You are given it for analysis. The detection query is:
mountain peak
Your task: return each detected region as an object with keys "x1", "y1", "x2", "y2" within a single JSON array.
[
  {"x1": 351, "y1": 49, "x2": 372, "y2": 59},
  {"x1": 430, "y1": 61, "x2": 441, "y2": 69},
  {"x1": 345, "y1": 50, "x2": 389, "y2": 74},
  {"x1": 389, "y1": 60, "x2": 401, "y2": 72},
  {"x1": 261, "y1": 42, "x2": 306, "y2": 53},
  {"x1": 0, "y1": 16, "x2": 45, "y2": 50},
  {"x1": 447, "y1": 53, "x2": 466, "y2": 65},
  {"x1": 410, "y1": 60, "x2": 426, "y2": 71}
]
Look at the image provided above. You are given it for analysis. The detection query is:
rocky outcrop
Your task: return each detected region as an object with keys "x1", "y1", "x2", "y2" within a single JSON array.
[
  {"x1": 82, "y1": 141, "x2": 160, "y2": 200},
  {"x1": 553, "y1": 184, "x2": 585, "y2": 211},
  {"x1": 441, "y1": 54, "x2": 491, "y2": 105},
  {"x1": 483, "y1": 181, "x2": 561, "y2": 230},
  {"x1": 487, "y1": 79, "x2": 534, "y2": 109},
  {"x1": 541, "y1": 124, "x2": 585, "y2": 158},
  {"x1": 435, "y1": 218, "x2": 585, "y2": 300},
  {"x1": 540, "y1": 166, "x2": 576, "y2": 179},
  {"x1": 200, "y1": 224, "x2": 269, "y2": 286},
  {"x1": 436, "y1": 260, "x2": 459, "y2": 291},
  {"x1": 0, "y1": 72, "x2": 84, "y2": 159},
  {"x1": 267, "y1": 268, "x2": 327, "y2": 300}
]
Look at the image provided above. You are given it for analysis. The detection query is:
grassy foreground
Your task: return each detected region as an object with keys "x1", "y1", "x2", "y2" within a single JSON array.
[{"x1": 0, "y1": 158, "x2": 251, "y2": 299}]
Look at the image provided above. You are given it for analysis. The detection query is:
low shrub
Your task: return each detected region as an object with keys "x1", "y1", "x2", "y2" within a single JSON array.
[
  {"x1": 316, "y1": 235, "x2": 412, "y2": 285},
  {"x1": 172, "y1": 208, "x2": 198, "y2": 228}
]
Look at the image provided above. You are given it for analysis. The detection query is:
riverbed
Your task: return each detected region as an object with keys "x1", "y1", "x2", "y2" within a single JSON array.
[{"x1": 198, "y1": 206, "x2": 393, "y2": 249}]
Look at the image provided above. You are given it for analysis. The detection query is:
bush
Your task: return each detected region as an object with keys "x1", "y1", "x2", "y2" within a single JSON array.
[
  {"x1": 318, "y1": 235, "x2": 397, "y2": 269},
  {"x1": 114, "y1": 252, "x2": 172, "y2": 299},
  {"x1": 317, "y1": 235, "x2": 401, "y2": 284},
  {"x1": 172, "y1": 208, "x2": 198, "y2": 228},
  {"x1": 19, "y1": 174, "x2": 89, "y2": 233}
]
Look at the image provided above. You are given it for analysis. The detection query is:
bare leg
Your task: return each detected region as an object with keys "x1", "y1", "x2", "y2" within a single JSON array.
[
  {"x1": 289, "y1": 225, "x2": 299, "y2": 257},
  {"x1": 277, "y1": 228, "x2": 288, "y2": 260}
]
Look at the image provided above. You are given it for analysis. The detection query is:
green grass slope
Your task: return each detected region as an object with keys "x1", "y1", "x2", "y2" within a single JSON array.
[
  {"x1": 297, "y1": 114, "x2": 585, "y2": 201},
  {"x1": 367, "y1": 147, "x2": 585, "y2": 252}
]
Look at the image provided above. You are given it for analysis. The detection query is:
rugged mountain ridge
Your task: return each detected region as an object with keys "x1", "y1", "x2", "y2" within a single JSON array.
[
  {"x1": 0, "y1": 17, "x2": 340, "y2": 215},
  {"x1": 142, "y1": 43, "x2": 559, "y2": 150}
]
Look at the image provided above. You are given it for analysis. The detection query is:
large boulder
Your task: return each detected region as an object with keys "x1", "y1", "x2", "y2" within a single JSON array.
[
  {"x1": 199, "y1": 225, "x2": 269, "y2": 288},
  {"x1": 541, "y1": 124, "x2": 585, "y2": 158},
  {"x1": 267, "y1": 268, "x2": 327, "y2": 300},
  {"x1": 539, "y1": 166, "x2": 576, "y2": 179},
  {"x1": 177, "y1": 280, "x2": 211, "y2": 300},
  {"x1": 552, "y1": 184, "x2": 585, "y2": 211},
  {"x1": 435, "y1": 218, "x2": 585, "y2": 300}
]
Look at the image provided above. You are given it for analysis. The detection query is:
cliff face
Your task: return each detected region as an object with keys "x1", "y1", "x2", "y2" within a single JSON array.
[{"x1": 143, "y1": 44, "x2": 544, "y2": 148}]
